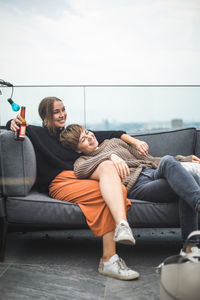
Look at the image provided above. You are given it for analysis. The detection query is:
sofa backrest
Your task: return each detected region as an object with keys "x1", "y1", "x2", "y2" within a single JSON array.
[
  {"x1": 133, "y1": 127, "x2": 196, "y2": 157},
  {"x1": 0, "y1": 131, "x2": 36, "y2": 196}
]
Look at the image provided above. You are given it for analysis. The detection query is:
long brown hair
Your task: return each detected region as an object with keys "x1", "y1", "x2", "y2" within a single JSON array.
[{"x1": 38, "y1": 97, "x2": 62, "y2": 135}]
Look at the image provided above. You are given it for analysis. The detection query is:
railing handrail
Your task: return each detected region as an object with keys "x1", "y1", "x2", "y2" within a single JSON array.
[{"x1": 1, "y1": 84, "x2": 200, "y2": 88}]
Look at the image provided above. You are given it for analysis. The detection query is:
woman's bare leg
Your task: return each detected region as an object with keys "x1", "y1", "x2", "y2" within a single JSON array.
[
  {"x1": 100, "y1": 231, "x2": 140, "y2": 280},
  {"x1": 102, "y1": 231, "x2": 116, "y2": 262},
  {"x1": 90, "y1": 160, "x2": 127, "y2": 225}
]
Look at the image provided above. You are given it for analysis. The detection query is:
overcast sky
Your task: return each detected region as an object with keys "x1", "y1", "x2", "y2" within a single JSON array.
[{"x1": 1, "y1": 0, "x2": 200, "y2": 85}]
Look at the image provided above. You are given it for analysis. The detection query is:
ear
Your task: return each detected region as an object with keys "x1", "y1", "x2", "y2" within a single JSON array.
[
  {"x1": 43, "y1": 119, "x2": 47, "y2": 126},
  {"x1": 76, "y1": 149, "x2": 82, "y2": 154}
]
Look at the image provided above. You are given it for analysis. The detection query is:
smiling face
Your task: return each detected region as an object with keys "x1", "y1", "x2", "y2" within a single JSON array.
[
  {"x1": 77, "y1": 129, "x2": 99, "y2": 154},
  {"x1": 52, "y1": 100, "x2": 67, "y2": 129}
]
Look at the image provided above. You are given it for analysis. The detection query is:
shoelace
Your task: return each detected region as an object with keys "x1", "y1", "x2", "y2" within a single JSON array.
[
  {"x1": 115, "y1": 224, "x2": 124, "y2": 237},
  {"x1": 117, "y1": 258, "x2": 131, "y2": 271},
  {"x1": 116, "y1": 223, "x2": 131, "y2": 235},
  {"x1": 190, "y1": 246, "x2": 200, "y2": 254}
]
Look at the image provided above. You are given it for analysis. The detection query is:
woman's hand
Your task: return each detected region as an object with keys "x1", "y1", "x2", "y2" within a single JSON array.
[
  {"x1": 10, "y1": 115, "x2": 22, "y2": 132},
  {"x1": 135, "y1": 140, "x2": 149, "y2": 157},
  {"x1": 192, "y1": 155, "x2": 200, "y2": 163},
  {"x1": 10, "y1": 115, "x2": 29, "y2": 131},
  {"x1": 110, "y1": 154, "x2": 130, "y2": 179},
  {"x1": 120, "y1": 133, "x2": 149, "y2": 157}
]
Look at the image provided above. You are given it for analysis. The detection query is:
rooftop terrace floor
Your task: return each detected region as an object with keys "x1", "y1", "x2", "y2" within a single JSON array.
[{"x1": 0, "y1": 228, "x2": 182, "y2": 300}]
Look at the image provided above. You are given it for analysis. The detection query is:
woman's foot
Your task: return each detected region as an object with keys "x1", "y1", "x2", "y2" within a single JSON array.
[
  {"x1": 180, "y1": 244, "x2": 200, "y2": 255},
  {"x1": 180, "y1": 230, "x2": 200, "y2": 255},
  {"x1": 98, "y1": 254, "x2": 139, "y2": 280},
  {"x1": 114, "y1": 220, "x2": 136, "y2": 245}
]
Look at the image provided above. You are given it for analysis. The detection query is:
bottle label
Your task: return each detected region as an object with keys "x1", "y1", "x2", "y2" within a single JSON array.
[{"x1": 19, "y1": 124, "x2": 26, "y2": 138}]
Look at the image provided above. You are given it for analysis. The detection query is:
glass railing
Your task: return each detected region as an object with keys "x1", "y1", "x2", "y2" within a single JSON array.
[{"x1": 0, "y1": 85, "x2": 200, "y2": 134}]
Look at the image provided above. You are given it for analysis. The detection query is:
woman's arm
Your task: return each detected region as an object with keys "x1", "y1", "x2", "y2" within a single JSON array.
[
  {"x1": 191, "y1": 155, "x2": 200, "y2": 163},
  {"x1": 120, "y1": 133, "x2": 149, "y2": 157},
  {"x1": 93, "y1": 130, "x2": 126, "y2": 144},
  {"x1": 176, "y1": 154, "x2": 200, "y2": 163},
  {"x1": 74, "y1": 151, "x2": 113, "y2": 178},
  {"x1": 92, "y1": 130, "x2": 149, "y2": 157}
]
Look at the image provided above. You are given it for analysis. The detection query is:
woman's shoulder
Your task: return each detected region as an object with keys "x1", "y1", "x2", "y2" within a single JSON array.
[
  {"x1": 26, "y1": 125, "x2": 53, "y2": 140},
  {"x1": 27, "y1": 124, "x2": 49, "y2": 133},
  {"x1": 99, "y1": 138, "x2": 124, "y2": 149},
  {"x1": 107, "y1": 138, "x2": 127, "y2": 146}
]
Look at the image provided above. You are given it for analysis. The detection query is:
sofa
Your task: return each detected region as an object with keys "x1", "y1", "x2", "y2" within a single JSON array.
[{"x1": 0, "y1": 127, "x2": 200, "y2": 261}]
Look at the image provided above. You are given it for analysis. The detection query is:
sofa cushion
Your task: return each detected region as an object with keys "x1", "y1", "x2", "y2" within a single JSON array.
[
  {"x1": 6, "y1": 190, "x2": 180, "y2": 228},
  {"x1": 133, "y1": 127, "x2": 196, "y2": 157},
  {"x1": 0, "y1": 131, "x2": 36, "y2": 196},
  {"x1": 6, "y1": 190, "x2": 87, "y2": 228},
  {"x1": 0, "y1": 197, "x2": 6, "y2": 217},
  {"x1": 127, "y1": 199, "x2": 180, "y2": 227}
]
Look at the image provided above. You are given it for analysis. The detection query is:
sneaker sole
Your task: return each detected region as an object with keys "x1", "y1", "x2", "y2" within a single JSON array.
[
  {"x1": 98, "y1": 269, "x2": 140, "y2": 280},
  {"x1": 114, "y1": 235, "x2": 136, "y2": 245}
]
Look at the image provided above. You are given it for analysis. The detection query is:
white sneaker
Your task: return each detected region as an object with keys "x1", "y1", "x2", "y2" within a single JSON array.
[
  {"x1": 114, "y1": 221, "x2": 136, "y2": 245},
  {"x1": 98, "y1": 254, "x2": 139, "y2": 280},
  {"x1": 180, "y1": 230, "x2": 200, "y2": 256},
  {"x1": 180, "y1": 246, "x2": 200, "y2": 256}
]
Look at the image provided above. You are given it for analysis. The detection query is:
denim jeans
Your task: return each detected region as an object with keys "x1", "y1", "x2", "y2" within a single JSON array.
[{"x1": 128, "y1": 155, "x2": 200, "y2": 243}]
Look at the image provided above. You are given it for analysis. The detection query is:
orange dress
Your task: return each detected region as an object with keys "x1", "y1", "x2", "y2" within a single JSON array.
[{"x1": 49, "y1": 170, "x2": 131, "y2": 237}]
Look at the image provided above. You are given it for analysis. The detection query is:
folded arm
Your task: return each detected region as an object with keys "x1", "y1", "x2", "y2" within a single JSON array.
[
  {"x1": 74, "y1": 151, "x2": 114, "y2": 179},
  {"x1": 120, "y1": 133, "x2": 149, "y2": 157},
  {"x1": 176, "y1": 154, "x2": 200, "y2": 163}
]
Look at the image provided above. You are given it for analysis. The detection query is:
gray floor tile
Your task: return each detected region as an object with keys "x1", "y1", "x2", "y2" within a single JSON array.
[
  {"x1": 0, "y1": 228, "x2": 182, "y2": 300},
  {"x1": 0, "y1": 263, "x2": 106, "y2": 300},
  {"x1": 0, "y1": 264, "x2": 11, "y2": 279}
]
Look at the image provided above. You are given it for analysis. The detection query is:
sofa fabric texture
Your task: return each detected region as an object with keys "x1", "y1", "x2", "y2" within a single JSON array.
[{"x1": 133, "y1": 127, "x2": 196, "y2": 157}]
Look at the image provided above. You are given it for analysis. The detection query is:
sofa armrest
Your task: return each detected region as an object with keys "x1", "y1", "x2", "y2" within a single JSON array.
[
  {"x1": 0, "y1": 131, "x2": 36, "y2": 196},
  {"x1": 195, "y1": 130, "x2": 200, "y2": 157},
  {"x1": 0, "y1": 197, "x2": 6, "y2": 217}
]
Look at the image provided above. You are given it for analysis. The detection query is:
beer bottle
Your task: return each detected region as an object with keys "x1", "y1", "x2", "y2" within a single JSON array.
[{"x1": 15, "y1": 106, "x2": 26, "y2": 141}]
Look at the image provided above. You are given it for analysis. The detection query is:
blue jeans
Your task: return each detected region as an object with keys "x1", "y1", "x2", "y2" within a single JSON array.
[{"x1": 128, "y1": 155, "x2": 200, "y2": 243}]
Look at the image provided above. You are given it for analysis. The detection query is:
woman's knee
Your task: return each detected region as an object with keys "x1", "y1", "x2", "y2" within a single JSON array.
[
  {"x1": 190, "y1": 171, "x2": 200, "y2": 186},
  {"x1": 96, "y1": 160, "x2": 117, "y2": 175},
  {"x1": 160, "y1": 155, "x2": 177, "y2": 167}
]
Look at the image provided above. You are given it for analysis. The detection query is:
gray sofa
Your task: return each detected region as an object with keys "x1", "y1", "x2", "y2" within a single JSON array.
[{"x1": 0, "y1": 127, "x2": 200, "y2": 261}]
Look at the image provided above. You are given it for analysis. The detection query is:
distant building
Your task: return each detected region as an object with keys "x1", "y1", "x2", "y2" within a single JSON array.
[{"x1": 171, "y1": 119, "x2": 183, "y2": 128}]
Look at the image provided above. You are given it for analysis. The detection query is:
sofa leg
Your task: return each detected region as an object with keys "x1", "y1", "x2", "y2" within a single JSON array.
[{"x1": 0, "y1": 217, "x2": 8, "y2": 262}]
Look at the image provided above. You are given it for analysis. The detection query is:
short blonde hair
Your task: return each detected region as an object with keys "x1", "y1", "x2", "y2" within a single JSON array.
[{"x1": 60, "y1": 124, "x2": 84, "y2": 151}]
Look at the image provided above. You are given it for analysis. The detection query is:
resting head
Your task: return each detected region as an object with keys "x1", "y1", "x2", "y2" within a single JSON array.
[
  {"x1": 60, "y1": 124, "x2": 99, "y2": 154},
  {"x1": 38, "y1": 96, "x2": 67, "y2": 135}
]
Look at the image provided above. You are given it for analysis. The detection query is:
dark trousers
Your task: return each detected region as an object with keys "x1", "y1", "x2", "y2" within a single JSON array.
[{"x1": 128, "y1": 155, "x2": 200, "y2": 243}]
